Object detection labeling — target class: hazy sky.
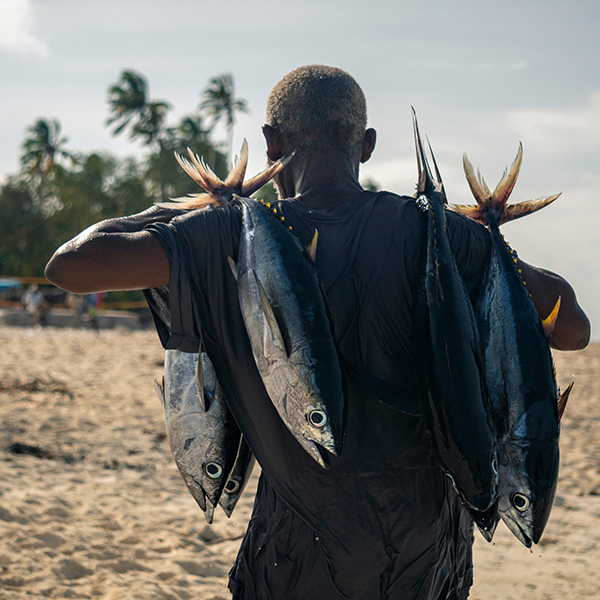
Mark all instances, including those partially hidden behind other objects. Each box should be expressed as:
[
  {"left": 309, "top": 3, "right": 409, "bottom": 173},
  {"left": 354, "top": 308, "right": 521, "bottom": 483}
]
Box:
[{"left": 1, "top": 0, "right": 598, "bottom": 338}]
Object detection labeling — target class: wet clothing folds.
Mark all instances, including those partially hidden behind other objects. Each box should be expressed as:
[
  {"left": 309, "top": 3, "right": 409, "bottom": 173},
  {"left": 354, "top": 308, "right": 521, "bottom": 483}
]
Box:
[{"left": 144, "top": 191, "right": 490, "bottom": 600}]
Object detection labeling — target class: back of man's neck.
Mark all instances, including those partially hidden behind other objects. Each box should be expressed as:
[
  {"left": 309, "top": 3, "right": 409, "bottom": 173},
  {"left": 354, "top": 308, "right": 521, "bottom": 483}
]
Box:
[{"left": 285, "top": 148, "right": 365, "bottom": 212}]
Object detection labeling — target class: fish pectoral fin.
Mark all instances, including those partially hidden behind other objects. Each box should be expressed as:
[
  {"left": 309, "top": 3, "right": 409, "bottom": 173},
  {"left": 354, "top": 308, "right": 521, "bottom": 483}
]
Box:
[
  {"left": 542, "top": 296, "right": 561, "bottom": 339},
  {"left": 154, "top": 378, "right": 166, "bottom": 408},
  {"left": 306, "top": 230, "right": 318, "bottom": 263},
  {"left": 196, "top": 354, "right": 204, "bottom": 402},
  {"left": 557, "top": 381, "right": 574, "bottom": 421},
  {"left": 253, "top": 270, "right": 288, "bottom": 356},
  {"left": 228, "top": 255, "right": 238, "bottom": 281}
]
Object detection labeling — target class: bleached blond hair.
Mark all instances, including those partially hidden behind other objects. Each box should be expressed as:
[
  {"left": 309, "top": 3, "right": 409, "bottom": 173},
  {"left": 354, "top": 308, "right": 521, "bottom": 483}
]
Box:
[{"left": 266, "top": 65, "right": 367, "bottom": 158}]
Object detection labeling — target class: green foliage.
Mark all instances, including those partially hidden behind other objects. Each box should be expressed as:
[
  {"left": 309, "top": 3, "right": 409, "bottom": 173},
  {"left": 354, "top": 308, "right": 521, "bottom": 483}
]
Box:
[
  {"left": 0, "top": 178, "right": 55, "bottom": 276},
  {"left": 0, "top": 69, "right": 248, "bottom": 281}
]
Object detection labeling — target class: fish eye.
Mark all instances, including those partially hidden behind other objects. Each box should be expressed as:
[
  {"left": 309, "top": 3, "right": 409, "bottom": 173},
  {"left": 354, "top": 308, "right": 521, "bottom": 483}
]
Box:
[
  {"left": 512, "top": 493, "right": 530, "bottom": 512},
  {"left": 306, "top": 409, "right": 328, "bottom": 428},
  {"left": 184, "top": 437, "right": 195, "bottom": 451},
  {"left": 224, "top": 479, "right": 241, "bottom": 494},
  {"left": 204, "top": 462, "right": 223, "bottom": 479}
]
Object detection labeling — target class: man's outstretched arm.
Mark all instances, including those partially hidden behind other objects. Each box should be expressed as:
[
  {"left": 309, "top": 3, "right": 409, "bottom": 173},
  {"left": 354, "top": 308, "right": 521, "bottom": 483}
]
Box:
[{"left": 45, "top": 206, "right": 180, "bottom": 293}]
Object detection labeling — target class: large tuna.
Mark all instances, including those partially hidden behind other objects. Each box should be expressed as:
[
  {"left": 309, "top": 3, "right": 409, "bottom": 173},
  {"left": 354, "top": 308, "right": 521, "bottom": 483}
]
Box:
[
  {"left": 230, "top": 197, "right": 346, "bottom": 468},
  {"left": 452, "top": 145, "right": 573, "bottom": 547},
  {"left": 412, "top": 111, "right": 497, "bottom": 520}
]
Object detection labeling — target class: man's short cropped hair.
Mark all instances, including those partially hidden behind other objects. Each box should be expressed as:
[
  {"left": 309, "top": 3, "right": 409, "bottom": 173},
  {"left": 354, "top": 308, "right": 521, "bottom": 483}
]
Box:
[{"left": 266, "top": 65, "right": 367, "bottom": 156}]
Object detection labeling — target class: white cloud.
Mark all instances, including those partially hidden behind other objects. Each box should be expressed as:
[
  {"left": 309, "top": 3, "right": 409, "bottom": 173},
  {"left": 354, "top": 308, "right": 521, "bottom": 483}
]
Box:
[
  {"left": 506, "top": 90, "right": 600, "bottom": 157},
  {"left": 0, "top": 0, "right": 49, "bottom": 57}
]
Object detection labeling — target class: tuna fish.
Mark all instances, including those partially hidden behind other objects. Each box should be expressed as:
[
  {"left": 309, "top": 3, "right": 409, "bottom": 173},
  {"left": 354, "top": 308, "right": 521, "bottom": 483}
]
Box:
[
  {"left": 452, "top": 145, "right": 573, "bottom": 547},
  {"left": 412, "top": 110, "right": 497, "bottom": 518},
  {"left": 162, "top": 139, "right": 343, "bottom": 467},
  {"left": 154, "top": 350, "right": 240, "bottom": 523},
  {"left": 229, "top": 197, "right": 346, "bottom": 468}
]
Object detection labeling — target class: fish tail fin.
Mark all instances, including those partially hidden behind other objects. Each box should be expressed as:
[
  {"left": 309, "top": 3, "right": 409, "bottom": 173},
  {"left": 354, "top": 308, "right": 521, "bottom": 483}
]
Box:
[
  {"left": 165, "top": 142, "right": 293, "bottom": 209},
  {"left": 412, "top": 108, "right": 442, "bottom": 197},
  {"left": 224, "top": 139, "right": 249, "bottom": 190},
  {"left": 501, "top": 194, "right": 561, "bottom": 225},
  {"left": 557, "top": 381, "right": 574, "bottom": 421},
  {"left": 492, "top": 142, "right": 523, "bottom": 206},
  {"left": 157, "top": 193, "right": 216, "bottom": 210},
  {"left": 426, "top": 135, "right": 447, "bottom": 203},
  {"left": 242, "top": 152, "right": 294, "bottom": 197},
  {"left": 459, "top": 145, "right": 560, "bottom": 226}
]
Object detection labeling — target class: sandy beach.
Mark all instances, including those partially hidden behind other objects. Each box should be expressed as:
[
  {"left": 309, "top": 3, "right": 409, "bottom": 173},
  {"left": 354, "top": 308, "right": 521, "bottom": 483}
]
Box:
[{"left": 0, "top": 324, "right": 598, "bottom": 599}]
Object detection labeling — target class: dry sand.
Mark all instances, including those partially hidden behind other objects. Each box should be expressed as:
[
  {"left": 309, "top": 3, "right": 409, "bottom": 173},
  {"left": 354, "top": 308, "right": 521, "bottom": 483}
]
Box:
[{"left": 0, "top": 325, "right": 598, "bottom": 599}]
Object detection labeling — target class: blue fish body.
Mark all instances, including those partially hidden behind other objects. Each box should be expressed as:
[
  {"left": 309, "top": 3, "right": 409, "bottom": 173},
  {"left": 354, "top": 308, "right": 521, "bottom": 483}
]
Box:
[
  {"left": 454, "top": 146, "right": 567, "bottom": 547},
  {"left": 476, "top": 224, "right": 560, "bottom": 547},
  {"left": 412, "top": 112, "right": 497, "bottom": 516}
]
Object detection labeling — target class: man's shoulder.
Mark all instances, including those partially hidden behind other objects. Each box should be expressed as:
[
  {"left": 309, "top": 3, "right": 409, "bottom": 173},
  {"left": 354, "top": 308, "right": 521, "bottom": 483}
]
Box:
[{"left": 169, "top": 201, "right": 242, "bottom": 236}]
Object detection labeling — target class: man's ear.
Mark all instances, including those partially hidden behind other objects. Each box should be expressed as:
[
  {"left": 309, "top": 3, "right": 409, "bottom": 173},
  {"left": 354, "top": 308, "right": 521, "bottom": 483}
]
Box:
[
  {"left": 360, "top": 128, "right": 377, "bottom": 164},
  {"left": 262, "top": 124, "right": 283, "bottom": 162}
]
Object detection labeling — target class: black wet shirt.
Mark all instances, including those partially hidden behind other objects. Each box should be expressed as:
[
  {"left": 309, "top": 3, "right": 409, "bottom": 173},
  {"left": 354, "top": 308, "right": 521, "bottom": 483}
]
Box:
[{"left": 145, "top": 191, "right": 490, "bottom": 600}]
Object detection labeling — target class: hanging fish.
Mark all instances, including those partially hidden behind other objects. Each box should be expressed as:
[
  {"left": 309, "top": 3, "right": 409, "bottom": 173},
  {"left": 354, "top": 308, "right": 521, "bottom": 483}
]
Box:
[
  {"left": 229, "top": 197, "right": 345, "bottom": 468},
  {"left": 154, "top": 350, "right": 240, "bottom": 524},
  {"left": 219, "top": 435, "right": 256, "bottom": 518},
  {"left": 412, "top": 109, "right": 497, "bottom": 519},
  {"left": 451, "top": 146, "right": 573, "bottom": 547}
]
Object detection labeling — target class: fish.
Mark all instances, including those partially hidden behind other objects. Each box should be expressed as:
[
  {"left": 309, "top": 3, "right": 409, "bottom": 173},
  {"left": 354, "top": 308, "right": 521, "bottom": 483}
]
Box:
[
  {"left": 154, "top": 350, "right": 240, "bottom": 524},
  {"left": 229, "top": 196, "right": 346, "bottom": 468},
  {"left": 219, "top": 435, "right": 256, "bottom": 518},
  {"left": 412, "top": 109, "right": 497, "bottom": 517},
  {"left": 451, "top": 145, "right": 573, "bottom": 547}
]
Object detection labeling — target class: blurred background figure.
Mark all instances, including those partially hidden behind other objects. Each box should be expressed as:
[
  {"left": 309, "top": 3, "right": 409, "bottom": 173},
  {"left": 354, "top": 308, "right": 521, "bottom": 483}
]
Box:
[
  {"left": 21, "top": 284, "right": 48, "bottom": 326},
  {"left": 86, "top": 292, "right": 103, "bottom": 333}
]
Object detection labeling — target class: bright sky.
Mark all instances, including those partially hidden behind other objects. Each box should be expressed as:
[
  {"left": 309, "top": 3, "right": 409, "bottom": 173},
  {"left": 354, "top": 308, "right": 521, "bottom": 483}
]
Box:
[{"left": 1, "top": 0, "right": 598, "bottom": 338}]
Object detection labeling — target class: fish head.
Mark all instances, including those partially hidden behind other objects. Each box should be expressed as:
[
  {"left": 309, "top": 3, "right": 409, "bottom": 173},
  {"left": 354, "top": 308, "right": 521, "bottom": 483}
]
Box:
[
  {"left": 168, "top": 412, "right": 228, "bottom": 509},
  {"left": 497, "top": 438, "right": 560, "bottom": 547},
  {"left": 283, "top": 370, "right": 339, "bottom": 457}
]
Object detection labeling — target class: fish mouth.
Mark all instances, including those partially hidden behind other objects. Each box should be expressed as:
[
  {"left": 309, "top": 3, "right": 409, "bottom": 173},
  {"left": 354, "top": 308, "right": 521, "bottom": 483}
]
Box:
[
  {"left": 499, "top": 510, "right": 533, "bottom": 548},
  {"left": 469, "top": 501, "right": 499, "bottom": 542}
]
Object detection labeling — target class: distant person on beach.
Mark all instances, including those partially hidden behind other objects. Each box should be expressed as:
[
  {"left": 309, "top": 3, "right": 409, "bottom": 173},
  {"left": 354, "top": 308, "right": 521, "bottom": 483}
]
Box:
[
  {"left": 45, "top": 65, "right": 590, "bottom": 599},
  {"left": 22, "top": 284, "right": 48, "bottom": 327}
]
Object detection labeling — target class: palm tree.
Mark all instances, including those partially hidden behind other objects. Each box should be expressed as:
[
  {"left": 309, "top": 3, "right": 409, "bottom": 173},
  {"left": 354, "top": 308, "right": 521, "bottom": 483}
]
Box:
[
  {"left": 199, "top": 73, "right": 249, "bottom": 162},
  {"left": 20, "top": 118, "right": 77, "bottom": 201},
  {"left": 106, "top": 70, "right": 171, "bottom": 150}
]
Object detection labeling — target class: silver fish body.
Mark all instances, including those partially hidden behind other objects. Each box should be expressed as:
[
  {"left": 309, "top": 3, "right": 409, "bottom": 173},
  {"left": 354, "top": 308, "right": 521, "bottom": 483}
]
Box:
[
  {"left": 232, "top": 197, "right": 345, "bottom": 468},
  {"left": 155, "top": 350, "right": 240, "bottom": 523}
]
